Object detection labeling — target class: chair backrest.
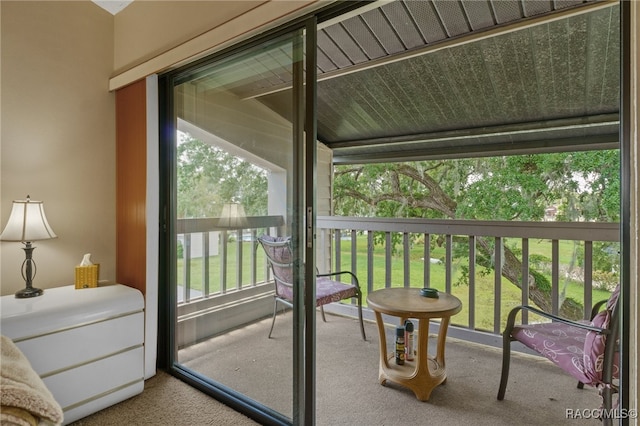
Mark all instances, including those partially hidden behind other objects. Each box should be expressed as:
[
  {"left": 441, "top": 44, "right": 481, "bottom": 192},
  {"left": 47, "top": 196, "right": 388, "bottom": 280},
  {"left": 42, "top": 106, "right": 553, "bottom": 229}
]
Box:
[
  {"left": 583, "top": 284, "right": 620, "bottom": 385},
  {"left": 258, "top": 235, "right": 294, "bottom": 300}
]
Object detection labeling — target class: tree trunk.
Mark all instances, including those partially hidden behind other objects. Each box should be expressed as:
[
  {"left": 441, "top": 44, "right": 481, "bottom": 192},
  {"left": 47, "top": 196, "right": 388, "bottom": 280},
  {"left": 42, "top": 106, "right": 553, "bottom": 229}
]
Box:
[
  {"left": 475, "top": 236, "right": 583, "bottom": 320},
  {"left": 340, "top": 163, "right": 585, "bottom": 320}
]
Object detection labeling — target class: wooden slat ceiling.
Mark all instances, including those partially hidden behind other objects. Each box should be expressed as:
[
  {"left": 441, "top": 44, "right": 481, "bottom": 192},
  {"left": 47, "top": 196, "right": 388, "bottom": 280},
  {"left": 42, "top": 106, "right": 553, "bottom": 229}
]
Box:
[{"left": 193, "top": 0, "right": 620, "bottom": 164}]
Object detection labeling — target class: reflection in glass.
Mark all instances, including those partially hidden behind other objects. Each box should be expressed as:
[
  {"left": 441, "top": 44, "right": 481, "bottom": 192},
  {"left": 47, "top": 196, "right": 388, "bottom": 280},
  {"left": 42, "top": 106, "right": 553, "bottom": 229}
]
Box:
[{"left": 172, "top": 33, "right": 301, "bottom": 419}]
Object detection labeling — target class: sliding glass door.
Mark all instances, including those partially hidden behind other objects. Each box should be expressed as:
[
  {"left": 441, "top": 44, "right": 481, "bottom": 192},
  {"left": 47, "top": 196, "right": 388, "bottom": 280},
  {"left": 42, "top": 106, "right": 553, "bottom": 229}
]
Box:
[{"left": 159, "top": 20, "right": 316, "bottom": 425}]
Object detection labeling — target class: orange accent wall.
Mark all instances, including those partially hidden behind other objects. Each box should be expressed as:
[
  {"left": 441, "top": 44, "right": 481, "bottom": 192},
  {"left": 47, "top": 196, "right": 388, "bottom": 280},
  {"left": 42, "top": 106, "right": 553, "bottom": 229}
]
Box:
[{"left": 116, "top": 80, "right": 147, "bottom": 294}]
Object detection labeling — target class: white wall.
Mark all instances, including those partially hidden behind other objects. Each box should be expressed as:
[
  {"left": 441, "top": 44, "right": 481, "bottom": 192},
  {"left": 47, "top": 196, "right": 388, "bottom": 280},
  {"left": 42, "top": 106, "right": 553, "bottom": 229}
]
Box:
[{"left": 1, "top": 1, "right": 115, "bottom": 295}]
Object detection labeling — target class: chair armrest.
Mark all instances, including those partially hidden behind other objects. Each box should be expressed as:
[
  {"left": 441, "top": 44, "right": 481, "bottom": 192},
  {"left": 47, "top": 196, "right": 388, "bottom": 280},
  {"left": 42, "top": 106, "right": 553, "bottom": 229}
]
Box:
[
  {"left": 590, "top": 299, "right": 608, "bottom": 320},
  {"left": 316, "top": 271, "right": 360, "bottom": 288},
  {"left": 504, "top": 305, "right": 608, "bottom": 337}
]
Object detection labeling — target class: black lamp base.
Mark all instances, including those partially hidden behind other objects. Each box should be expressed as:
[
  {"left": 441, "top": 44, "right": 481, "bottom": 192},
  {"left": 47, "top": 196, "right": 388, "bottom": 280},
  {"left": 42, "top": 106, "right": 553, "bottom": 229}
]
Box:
[{"left": 15, "top": 286, "right": 43, "bottom": 298}]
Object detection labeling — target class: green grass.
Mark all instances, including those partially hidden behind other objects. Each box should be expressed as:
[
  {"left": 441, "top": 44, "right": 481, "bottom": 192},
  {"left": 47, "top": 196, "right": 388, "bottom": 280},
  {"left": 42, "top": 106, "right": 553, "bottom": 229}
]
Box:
[
  {"left": 178, "top": 236, "right": 613, "bottom": 332},
  {"left": 177, "top": 241, "right": 268, "bottom": 294},
  {"left": 334, "top": 235, "right": 613, "bottom": 331}
]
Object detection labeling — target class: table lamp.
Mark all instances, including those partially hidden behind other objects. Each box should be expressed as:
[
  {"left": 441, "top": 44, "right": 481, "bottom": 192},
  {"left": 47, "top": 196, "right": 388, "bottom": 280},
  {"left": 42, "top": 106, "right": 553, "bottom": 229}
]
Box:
[
  {"left": 218, "top": 202, "right": 247, "bottom": 228},
  {"left": 0, "top": 195, "right": 57, "bottom": 298}
]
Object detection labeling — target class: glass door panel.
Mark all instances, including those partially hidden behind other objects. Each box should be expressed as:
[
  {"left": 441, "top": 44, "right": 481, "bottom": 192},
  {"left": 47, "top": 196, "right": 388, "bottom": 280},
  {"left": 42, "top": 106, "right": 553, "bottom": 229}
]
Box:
[{"left": 169, "top": 30, "right": 306, "bottom": 420}]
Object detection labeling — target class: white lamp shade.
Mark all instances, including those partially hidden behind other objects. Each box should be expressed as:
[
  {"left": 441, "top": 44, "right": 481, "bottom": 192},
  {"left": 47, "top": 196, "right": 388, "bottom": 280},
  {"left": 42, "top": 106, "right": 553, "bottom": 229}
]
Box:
[
  {"left": 219, "top": 203, "right": 247, "bottom": 228},
  {"left": 0, "top": 197, "right": 57, "bottom": 242}
]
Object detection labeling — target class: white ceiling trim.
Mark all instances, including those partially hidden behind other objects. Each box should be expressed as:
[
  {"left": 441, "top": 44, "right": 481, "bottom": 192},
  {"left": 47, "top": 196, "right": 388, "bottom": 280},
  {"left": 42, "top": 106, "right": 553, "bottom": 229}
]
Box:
[
  {"left": 108, "top": 1, "right": 325, "bottom": 91},
  {"left": 92, "top": 0, "right": 133, "bottom": 15}
]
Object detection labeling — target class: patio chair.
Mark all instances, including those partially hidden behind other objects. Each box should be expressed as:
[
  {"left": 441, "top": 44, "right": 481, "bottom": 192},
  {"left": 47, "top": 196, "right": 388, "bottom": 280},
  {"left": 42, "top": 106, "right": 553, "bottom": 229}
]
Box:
[
  {"left": 497, "top": 285, "right": 620, "bottom": 424},
  {"left": 258, "top": 235, "right": 366, "bottom": 340}
]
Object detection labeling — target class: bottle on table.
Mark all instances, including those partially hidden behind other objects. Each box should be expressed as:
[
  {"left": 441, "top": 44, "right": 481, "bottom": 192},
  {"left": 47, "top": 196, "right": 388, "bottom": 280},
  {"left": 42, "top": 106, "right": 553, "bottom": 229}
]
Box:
[
  {"left": 395, "top": 325, "right": 405, "bottom": 365},
  {"left": 404, "top": 320, "right": 414, "bottom": 361}
]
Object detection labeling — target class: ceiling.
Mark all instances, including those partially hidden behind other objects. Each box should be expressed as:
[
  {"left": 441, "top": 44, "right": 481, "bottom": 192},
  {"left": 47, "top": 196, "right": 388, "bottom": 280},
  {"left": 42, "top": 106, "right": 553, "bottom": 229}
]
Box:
[{"left": 194, "top": 0, "right": 621, "bottom": 164}]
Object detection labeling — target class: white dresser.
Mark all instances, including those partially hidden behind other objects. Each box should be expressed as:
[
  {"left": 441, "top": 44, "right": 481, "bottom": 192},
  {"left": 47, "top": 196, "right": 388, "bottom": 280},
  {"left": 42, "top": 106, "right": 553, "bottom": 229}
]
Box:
[{"left": 1, "top": 284, "right": 145, "bottom": 424}]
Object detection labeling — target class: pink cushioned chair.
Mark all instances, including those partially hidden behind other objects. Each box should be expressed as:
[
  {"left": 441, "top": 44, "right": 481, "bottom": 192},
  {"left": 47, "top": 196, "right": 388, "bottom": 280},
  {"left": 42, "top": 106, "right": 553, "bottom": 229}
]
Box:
[
  {"left": 497, "top": 285, "right": 620, "bottom": 424},
  {"left": 258, "top": 235, "right": 366, "bottom": 340}
]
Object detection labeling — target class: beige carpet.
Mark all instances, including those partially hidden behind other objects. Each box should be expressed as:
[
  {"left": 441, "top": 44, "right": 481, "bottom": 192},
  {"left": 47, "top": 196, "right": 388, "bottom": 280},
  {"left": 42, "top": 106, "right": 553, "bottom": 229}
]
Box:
[
  {"left": 72, "top": 312, "right": 602, "bottom": 425},
  {"left": 69, "top": 371, "right": 258, "bottom": 426}
]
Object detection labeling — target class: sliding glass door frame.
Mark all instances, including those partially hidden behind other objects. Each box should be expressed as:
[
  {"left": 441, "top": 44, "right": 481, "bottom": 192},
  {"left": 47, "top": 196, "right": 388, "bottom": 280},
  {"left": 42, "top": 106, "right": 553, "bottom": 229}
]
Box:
[
  {"left": 158, "top": 17, "right": 316, "bottom": 426},
  {"left": 301, "top": 18, "right": 317, "bottom": 426}
]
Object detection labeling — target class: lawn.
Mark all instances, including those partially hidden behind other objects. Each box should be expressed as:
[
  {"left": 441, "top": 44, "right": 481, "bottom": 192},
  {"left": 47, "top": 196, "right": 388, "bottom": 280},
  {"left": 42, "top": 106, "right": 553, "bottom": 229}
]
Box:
[
  {"left": 333, "top": 235, "right": 612, "bottom": 331},
  {"left": 177, "top": 235, "right": 613, "bottom": 332},
  {"left": 177, "top": 240, "right": 268, "bottom": 295}
]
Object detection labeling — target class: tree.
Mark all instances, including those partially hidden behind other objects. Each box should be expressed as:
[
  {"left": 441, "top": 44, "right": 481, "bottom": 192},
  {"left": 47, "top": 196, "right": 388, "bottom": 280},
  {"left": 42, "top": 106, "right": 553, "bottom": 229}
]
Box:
[
  {"left": 177, "top": 132, "right": 267, "bottom": 219},
  {"left": 333, "top": 151, "right": 620, "bottom": 319}
]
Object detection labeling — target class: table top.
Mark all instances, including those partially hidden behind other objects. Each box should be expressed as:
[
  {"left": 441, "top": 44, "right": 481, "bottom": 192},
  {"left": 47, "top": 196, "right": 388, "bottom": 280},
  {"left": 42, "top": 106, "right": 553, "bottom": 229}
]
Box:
[{"left": 367, "top": 287, "right": 462, "bottom": 319}]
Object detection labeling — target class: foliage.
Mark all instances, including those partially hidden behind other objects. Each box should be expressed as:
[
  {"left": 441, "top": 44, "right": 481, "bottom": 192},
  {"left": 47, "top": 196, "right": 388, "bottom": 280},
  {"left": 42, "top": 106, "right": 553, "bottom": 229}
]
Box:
[
  {"left": 565, "top": 150, "right": 620, "bottom": 222},
  {"left": 577, "top": 242, "right": 620, "bottom": 271},
  {"left": 455, "top": 264, "right": 492, "bottom": 287},
  {"left": 333, "top": 151, "right": 620, "bottom": 223},
  {"left": 528, "top": 253, "right": 552, "bottom": 273},
  {"left": 333, "top": 151, "right": 620, "bottom": 318},
  {"left": 592, "top": 270, "right": 619, "bottom": 291},
  {"left": 333, "top": 151, "right": 620, "bottom": 260},
  {"left": 177, "top": 132, "right": 268, "bottom": 218},
  {"left": 529, "top": 269, "right": 552, "bottom": 292},
  {"left": 577, "top": 241, "right": 620, "bottom": 291},
  {"left": 177, "top": 240, "right": 183, "bottom": 259}
]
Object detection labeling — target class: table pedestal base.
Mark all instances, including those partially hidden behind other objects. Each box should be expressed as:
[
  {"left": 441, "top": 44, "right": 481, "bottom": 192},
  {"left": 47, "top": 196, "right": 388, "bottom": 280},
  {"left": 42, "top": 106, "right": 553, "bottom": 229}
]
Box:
[
  {"left": 375, "top": 313, "right": 451, "bottom": 401},
  {"left": 367, "top": 288, "right": 462, "bottom": 402}
]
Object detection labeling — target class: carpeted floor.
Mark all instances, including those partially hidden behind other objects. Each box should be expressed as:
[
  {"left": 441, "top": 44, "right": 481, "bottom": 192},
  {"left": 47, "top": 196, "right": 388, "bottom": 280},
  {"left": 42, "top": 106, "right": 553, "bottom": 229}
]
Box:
[
  {"left": 69, "top": 370, "right": 258, "bottom": 426},
  {"left": 72, "top": 312, "right": 602, "bottom": 425}
]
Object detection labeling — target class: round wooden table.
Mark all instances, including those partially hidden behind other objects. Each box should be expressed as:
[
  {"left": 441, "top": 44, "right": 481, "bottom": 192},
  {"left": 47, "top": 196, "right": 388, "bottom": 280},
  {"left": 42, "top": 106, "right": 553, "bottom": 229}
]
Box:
[{"left": 367, "top": 287, "right": 462, "bottom": 401}]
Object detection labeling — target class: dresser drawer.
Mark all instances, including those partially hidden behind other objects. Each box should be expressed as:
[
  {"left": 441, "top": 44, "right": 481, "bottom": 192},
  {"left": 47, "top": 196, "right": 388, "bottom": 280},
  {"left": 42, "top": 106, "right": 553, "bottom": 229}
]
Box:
[
  {"left": 1, "top": 285, "right": 144, "bottom": 339},
  {"left": 43, "top": 346, "right": 144, "bottom": 410},
  {"left": 14, "top": 311, "right": 144, "bottom": 376},
  {"left": 1, "top": 284, "right": 146, "bottom": 424}
]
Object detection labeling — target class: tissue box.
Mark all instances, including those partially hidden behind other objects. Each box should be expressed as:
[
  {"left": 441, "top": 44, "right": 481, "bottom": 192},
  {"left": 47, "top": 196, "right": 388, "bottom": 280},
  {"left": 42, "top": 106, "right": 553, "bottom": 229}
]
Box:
[{"left": 75, "top": 264, "right": 100, "bottom": 289}]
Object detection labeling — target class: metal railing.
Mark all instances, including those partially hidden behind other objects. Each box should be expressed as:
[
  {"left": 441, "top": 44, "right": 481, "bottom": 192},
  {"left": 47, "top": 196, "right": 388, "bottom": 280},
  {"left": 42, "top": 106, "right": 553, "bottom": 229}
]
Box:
[
  {"left": 176, "top": 214, "right": 619, "bottom": 338},
  {"left": 317, "top": 216, "right": 620, "bottom": 335},
  {"left": 176, "top": 215, "right": 284, "bottom": 303}
]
